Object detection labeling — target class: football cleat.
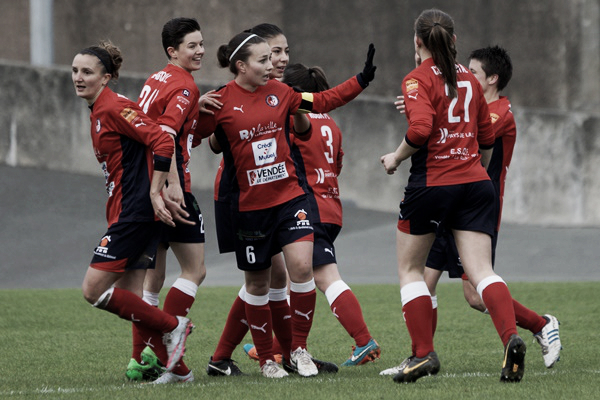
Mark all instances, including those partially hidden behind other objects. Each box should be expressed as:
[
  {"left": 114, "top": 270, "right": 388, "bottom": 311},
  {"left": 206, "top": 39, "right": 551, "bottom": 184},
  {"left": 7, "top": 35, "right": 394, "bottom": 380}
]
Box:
[
  {"left": 163, "top": 316, "right": 194, "bottom": 372},
  {"left": 126, "top": 346, "right": 164, "bottom": 381},
  {"left": 261, "top": 360, "right": 289, "bottom": 378},
  {"left": 533, "top": 314, "right": 562, "bottom": 368},
  {"left": 283, "top": 356, "right": 338, "bottom": 374},
  {"left": 151, "top": 370, "right": 194, "bottom": 384},
  {"left": 206, "top": 357, "right": 244, "bottom": 376},
  {"left": 290, "top": 347, "right": 318, "bottom": 377},
  {"left": 379, "top": 355, "right": 414, "bottom": 376},
  {"left": 243, "top": 343, "right": 283, "bottom": 364},
  {"left": 500, "top": 334, "right": 526, "bottom": 382},
  {"left": 392, "top": 352, "right": 440, "bottom": 383},
  {"left": 341, "top": 338, "right": 381, "bottom": 366}
]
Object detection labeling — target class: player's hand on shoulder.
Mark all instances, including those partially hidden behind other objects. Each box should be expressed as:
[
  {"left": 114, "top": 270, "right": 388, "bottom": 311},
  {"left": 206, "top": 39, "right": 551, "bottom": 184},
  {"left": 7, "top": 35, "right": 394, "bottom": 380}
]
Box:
[{"left": 199, "top": 90, "right": 223, "bottom": 115}]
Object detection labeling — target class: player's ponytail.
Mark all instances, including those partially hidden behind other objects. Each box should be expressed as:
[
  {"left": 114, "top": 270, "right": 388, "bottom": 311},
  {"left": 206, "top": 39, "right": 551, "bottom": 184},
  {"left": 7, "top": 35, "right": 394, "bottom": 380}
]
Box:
[
  {"left": 217, "top": 32, "right": 267, "bottom": 75},
  {"left": 283, "top": 63, "right": 330, "bottom": 93},
  {"left": 415, "top": 9, "right": 457, "bottom": 98}
]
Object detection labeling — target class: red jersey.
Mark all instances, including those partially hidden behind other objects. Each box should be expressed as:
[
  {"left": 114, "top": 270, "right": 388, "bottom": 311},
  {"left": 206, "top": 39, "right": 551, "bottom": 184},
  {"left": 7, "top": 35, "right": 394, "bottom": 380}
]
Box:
[
  {"left": 291, "top": 113, "right": 343, "bottom": 226},
  {"left": 487, "top": 96, "right": 516, "bottom": 230},
  {"left": 89, "top": 87, "right": 174, "bottom": 226},
  {"left": 195, "top": 76, "right": 363, "bottom": 212},
  {"left": 138, "top": 64, "right": 200, "bottom": 193},
  {"left": 402, "top": 58, "right": 494, "bottom": 187}
]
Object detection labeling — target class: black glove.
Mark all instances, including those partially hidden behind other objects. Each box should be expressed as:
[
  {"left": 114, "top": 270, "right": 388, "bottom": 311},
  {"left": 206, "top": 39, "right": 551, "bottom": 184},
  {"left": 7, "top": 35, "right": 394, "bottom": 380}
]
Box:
[{"left": 358, "top": 43, "right": 376, "bottom": 88}]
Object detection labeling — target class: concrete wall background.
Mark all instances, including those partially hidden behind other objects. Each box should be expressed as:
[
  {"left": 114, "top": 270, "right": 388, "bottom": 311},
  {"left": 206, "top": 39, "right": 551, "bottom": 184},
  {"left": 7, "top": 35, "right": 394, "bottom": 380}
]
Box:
[{"left": 1, "top": 1, "right": 599, "bottom": 226}]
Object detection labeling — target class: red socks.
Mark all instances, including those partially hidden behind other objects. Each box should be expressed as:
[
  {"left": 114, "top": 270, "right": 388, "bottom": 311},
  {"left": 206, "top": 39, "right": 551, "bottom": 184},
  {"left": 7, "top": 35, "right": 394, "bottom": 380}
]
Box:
[
  {"left": 213, "top": 294, "right": 249, "bottom": 361},
  {"left": 330, "top": 289, "right": 371, "bottom": 347},
  {"left": 289, "top": 280, "right": 316, "bottom": 350},
  {"left": 400, "top": 281, "right": 434, "bottom": 358},
  {"left": 477, "top": 277, "right": 518, "bottom": 346}
]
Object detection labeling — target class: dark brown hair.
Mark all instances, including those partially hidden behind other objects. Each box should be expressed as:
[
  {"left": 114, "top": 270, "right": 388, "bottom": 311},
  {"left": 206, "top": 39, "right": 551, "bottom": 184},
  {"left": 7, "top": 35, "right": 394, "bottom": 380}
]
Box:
[
  {"left": 283, "top": 63, "right": 330, "bottom": 93},
  {"left": 217, "top": 32, "right": 267, "bottom": 74},
  {"left": 79, "top": 40, "right": 123, "bottom": 80},
  {"left": 415, "top": 9, "right": 457, "bottom": 98}
]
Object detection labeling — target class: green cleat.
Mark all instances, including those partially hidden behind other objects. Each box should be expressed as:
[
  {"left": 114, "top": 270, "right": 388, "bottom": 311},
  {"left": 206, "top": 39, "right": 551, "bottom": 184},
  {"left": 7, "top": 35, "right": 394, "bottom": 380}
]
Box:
[{"left": 126, "top": 346, "right": 165, "bottom": 381}]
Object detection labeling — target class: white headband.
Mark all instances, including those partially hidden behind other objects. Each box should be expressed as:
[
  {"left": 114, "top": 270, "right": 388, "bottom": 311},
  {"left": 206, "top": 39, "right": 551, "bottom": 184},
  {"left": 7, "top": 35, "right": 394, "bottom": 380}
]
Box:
[{"left": 229, "top": 34, "right": 258, "bottom": 61}]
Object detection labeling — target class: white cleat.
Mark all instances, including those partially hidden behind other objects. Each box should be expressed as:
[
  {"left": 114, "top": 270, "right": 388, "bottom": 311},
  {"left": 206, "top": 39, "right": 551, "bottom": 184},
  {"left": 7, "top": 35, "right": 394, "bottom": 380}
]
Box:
[
  {"left": 151, "top": 370, "right": 194, "bottom": 384},
  {"left": 534, "top": 314, "right": 562, "bottom": 368},
  {"left": 290, "top": 347, "right": 318, "bottom": 377},
  {"left": 261, "top": 360, "right": 289, "bottom": 378},
  {"left": 379, "top": 356, "right": 414, "bottom": 376},
  {"left": 163, "top": 316, "right": 194, "bottom": 372}
]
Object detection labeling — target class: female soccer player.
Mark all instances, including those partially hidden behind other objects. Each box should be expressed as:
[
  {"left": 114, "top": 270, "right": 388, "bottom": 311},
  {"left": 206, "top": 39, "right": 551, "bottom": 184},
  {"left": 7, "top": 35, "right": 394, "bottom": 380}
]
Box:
[
  {"left": 422, "top": 45, "right": 561, "bottom": 370},
  {"left": 243, "top": 63, "right": 382, "bottom": 368},
  {"left": 196, "top": 31, "right": 376, "bottom": 378},
  {"left": 127, "top": 17, "right": 207, "bottom": 384},
  {"left": 380, "top": 9, "right": 526, "bottom": 383},
  {"left": 206, "top": 24, "right": 297, "bottom": 378},
  {"left": 73, "top": 41, "right": 193, "bottom": 376},
  {"left": 285, "top": 63, "right": 381, "bottom": 366}
]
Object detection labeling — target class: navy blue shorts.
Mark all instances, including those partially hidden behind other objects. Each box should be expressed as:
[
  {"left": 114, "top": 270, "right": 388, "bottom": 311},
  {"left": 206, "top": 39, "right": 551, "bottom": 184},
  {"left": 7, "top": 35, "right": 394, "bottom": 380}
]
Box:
[
  {"left": 426, "top": 229, "right": 499, "bottom": 278},
  {"left": 161, "top": 192, "right": 205, "bottom": 244},
  {"left": 90, "top": 221, "right": 161, "bottom": 273},
  {"left": 233, "top": 195, "right": 314, "bottom": 271},
  {"left": 214, "top": 200, "right": 235, "bottom": 254},
  {"left": 397, "top": 181, "right": 496, "bottom": 236},
  {"left": 313, "top": 223, "right": 341, "bottom": 267}
]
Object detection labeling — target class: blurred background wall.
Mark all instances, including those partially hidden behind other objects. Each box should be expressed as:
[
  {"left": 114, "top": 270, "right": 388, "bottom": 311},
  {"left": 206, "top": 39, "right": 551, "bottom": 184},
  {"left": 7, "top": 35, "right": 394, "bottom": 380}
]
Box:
[{"left": 1, "top": 0, "right": 599, "bottom": 225}]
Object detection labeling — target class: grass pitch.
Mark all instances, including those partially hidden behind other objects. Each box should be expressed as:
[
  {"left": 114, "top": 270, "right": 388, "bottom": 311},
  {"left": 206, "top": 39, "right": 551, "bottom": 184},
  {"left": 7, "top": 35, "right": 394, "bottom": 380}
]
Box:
[{"left": 0, "top": 281, "right": 598, "bottom": 399}]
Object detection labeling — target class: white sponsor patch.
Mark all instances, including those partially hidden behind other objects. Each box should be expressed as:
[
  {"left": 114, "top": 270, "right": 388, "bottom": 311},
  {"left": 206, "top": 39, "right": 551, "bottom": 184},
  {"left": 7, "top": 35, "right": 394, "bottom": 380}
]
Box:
[
  {"left": 247, "top": 162, "right": 288, "bottom": 186},
  {"left": 251, "top": 138, "right": 277, "bottom": 166}
]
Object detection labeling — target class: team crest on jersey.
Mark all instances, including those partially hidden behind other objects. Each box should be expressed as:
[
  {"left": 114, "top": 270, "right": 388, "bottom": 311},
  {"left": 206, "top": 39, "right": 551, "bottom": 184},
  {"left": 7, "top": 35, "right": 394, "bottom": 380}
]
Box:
[
  {"left": 95, "top": 119, "right": 101, "bottom": 133},
  {"left": 182, "top": 89, "right": 190, "bottom": 97},
  {"left": 490, "top": 113, "right": 500, "bottom": 124},
  {"left": 265, "top": 94, "right": 279, "bottom": 107}
]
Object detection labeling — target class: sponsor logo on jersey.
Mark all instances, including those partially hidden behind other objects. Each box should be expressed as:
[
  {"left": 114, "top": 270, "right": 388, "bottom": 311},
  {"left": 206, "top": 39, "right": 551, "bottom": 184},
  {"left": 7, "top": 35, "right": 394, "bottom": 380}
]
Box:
[
  {"left": 315, "top": 168, "right": 325, "bottom": 184},
  {"left": 247, "top": 162, "right": 288, "bottom": 186},
  {"left": 307, "top": 113, "right": 330, "bottom": 120},
  {"left": 490, "top": 112, "right": 500, "bottom": 124},
  {"left": 437, "top": 128, "right": 449, "bottom": 144},
  {"left": 252, "top": 138, "right": 277, "bottom": 166},
  {"left": 239, "top": 121, "right": 281, "bottom": 142},
  {"left": 406, "top": 79, "right": 419, "bottom": 100},
  {"left": 99, "top": 162, "right": 114, "bottom": 196},
  {"left": 265, "top": 94, "right": 279, "bottom": 107},
  {"left": 120, "top": 108, "right": 138, "bottom": 123},
  {"left": 405, "top": 79, "right": 418, "bottom": 93},
  {"left": 240, "top": 128, "right": 255, "bottom": 141}
]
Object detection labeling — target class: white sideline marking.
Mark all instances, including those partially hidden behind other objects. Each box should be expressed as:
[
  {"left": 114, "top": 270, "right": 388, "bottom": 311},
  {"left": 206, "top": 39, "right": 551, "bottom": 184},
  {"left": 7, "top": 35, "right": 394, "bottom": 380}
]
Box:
[{"left": 1, "top": 369, "right": 599, "bottom": 396}]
